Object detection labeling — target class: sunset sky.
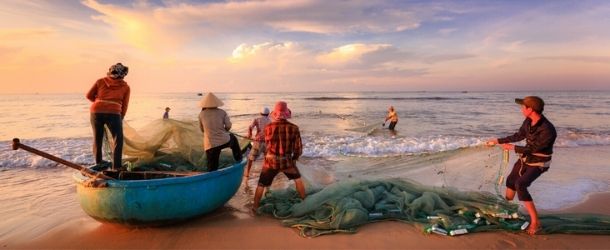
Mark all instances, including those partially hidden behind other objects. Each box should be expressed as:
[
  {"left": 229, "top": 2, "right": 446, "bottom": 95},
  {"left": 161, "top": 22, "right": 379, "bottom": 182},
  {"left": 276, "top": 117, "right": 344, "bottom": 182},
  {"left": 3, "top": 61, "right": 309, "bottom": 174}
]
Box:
[{"left": 1, "top": 0, "right": 609, "bottom": 93}]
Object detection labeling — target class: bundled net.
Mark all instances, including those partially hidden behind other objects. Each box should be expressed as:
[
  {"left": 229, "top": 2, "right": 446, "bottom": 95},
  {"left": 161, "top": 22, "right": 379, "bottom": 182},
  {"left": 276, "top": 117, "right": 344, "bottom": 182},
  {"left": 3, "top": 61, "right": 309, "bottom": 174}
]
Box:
[
  {"left": 257, "top": 145, "right": 610, "bottom": 237},
  {"left": 258, "top": 178, "right": 610, "bottom": 237},
  {"left": 104, "top": 119, "right": 248, "bottom": 171}
]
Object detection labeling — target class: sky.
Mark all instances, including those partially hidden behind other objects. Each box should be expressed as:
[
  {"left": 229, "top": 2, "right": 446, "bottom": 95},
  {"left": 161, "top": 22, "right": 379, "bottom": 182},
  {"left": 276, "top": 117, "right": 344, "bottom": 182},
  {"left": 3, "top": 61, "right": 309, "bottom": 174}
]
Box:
[{"left": 1, "top": 0, "right": 609, "bottom": 93}]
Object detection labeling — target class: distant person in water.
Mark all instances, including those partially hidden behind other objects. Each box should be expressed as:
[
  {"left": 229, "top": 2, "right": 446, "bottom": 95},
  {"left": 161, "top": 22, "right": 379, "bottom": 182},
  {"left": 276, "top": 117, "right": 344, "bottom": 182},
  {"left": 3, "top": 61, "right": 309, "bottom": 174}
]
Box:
[
  {"left": 86, "top": 63, "right": 131, "bottom": 170},
  {"left": 486, "top": 96, "right": 556, "bottom": 235},
  {"left": 383, "top": 106, "right": 398, "bottom": 130},
  {"left": 252, "top": 101, "right": 306, "bottom": 214},
  {"left": 163, "top": 107, "right": 170, "bottom": 119},
  {"left": 245, "top": 106, "right": 271, "bottom": 178},
  {"left": 197, "top": 92, "right": 242, "bottom": 171}
]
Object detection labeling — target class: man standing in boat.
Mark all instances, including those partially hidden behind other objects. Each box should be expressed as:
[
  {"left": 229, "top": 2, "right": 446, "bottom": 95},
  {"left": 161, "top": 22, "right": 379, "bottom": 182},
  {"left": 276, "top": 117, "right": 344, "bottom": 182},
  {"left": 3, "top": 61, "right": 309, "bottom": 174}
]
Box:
[
  {"left": 86, "top": 63, "right": 130, "bottom": 170},
  {"left": 245, "top": 106, "right": 271, "bottom": 178},
  {"left": 252, "top": 101, "right": 306, "bottom": 213},
  {"left": 198, "top": 92, "right": 242, "bottom": 171},
  {"left": 487, "top": 96, "right": 556, "bottom": 235}
]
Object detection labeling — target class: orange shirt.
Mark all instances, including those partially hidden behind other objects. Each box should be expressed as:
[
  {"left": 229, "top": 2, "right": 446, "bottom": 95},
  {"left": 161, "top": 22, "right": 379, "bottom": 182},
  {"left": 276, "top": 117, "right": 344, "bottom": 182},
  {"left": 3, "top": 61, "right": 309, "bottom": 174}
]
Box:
[{"left": 86, "top": 77, "right": 130, "bottom": 117}]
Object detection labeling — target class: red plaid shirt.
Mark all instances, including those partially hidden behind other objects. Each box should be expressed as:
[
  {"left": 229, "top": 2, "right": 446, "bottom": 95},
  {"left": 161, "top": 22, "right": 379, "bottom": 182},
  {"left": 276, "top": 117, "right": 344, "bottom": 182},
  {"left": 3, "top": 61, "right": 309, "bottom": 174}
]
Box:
[{"left": 263, "top": 119, "right": 302, "bottom": 170}]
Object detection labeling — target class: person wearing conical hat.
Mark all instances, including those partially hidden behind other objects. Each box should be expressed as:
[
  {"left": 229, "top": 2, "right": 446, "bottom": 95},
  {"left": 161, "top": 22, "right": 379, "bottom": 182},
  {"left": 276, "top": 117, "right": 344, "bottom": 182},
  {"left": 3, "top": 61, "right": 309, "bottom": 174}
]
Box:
[
  {"left": 244, "top": 106, "right": 271, "bottom": 178},
  {"left": 252, "top": 101, "right": 306, "bottom": 213},
  {"left": 198, "top": 92, "right": 242, "bottom": 171},
  {"left": 86, "top": 62, "right": 131, "bottom": 170}
]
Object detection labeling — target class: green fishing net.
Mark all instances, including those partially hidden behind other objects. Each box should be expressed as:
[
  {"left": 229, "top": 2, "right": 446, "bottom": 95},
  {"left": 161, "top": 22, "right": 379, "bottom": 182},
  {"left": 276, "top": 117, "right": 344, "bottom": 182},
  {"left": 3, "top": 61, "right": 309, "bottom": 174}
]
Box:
[
  {"left": 258, "top": 178, "right": 610, "bottom": 237},
  {"left": 104, "top": 119, "right": 249, "bottom": 171}
]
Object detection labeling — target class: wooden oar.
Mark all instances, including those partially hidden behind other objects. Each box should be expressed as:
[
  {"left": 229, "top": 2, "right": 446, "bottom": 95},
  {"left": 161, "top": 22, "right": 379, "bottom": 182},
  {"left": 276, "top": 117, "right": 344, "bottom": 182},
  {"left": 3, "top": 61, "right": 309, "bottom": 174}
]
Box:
[{"left": 12, "top": 138, "right": 115, "bottom": 180}]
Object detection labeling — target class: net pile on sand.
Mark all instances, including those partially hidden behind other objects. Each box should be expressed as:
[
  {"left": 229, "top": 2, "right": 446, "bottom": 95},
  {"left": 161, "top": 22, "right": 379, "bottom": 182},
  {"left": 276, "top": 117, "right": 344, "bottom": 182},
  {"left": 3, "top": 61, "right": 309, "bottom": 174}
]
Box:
[{"left": 258, "top": 179, "right": 610, "bottom": 237}]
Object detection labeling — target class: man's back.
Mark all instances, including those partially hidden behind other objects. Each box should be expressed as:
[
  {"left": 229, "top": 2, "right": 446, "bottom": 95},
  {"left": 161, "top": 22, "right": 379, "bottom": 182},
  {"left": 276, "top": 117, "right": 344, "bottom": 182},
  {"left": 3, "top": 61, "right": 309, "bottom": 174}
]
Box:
[{"left": 264, "top": 119, "right": 302, "bottom": 169}]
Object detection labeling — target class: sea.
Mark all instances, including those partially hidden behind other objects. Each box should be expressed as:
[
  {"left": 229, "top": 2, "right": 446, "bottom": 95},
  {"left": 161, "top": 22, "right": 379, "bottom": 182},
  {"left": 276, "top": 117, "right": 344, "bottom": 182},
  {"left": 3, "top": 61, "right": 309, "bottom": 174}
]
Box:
[{"left": 1, "top": 91, "right": 610, "bottom": 212}]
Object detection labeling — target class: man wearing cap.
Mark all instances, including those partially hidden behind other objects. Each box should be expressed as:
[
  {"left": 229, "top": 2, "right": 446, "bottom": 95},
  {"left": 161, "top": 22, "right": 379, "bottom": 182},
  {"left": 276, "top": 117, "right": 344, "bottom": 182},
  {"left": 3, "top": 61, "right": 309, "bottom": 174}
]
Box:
[
  {"left": 244, "top": 107, "right": 272, "bottom": 178},
  {"left": 252, "top": 101, "right": 306, "bottom": 213},
  {"left": 487, "top": 96, "right": 557, "bottom": 235},
  {"left": 198, "top": 92, "right": 242, "bottom": 171}
]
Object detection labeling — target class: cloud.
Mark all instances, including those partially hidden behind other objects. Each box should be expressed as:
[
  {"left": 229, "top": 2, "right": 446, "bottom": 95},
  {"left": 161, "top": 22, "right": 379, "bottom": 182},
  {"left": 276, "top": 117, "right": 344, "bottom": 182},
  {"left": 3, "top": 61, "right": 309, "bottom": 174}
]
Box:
[
  {"left": 0, "top": 28, "right": 55, "bottom": 41},
  {"left": 81, "top": 0, "right": 188, "bottom": 52},
  {"left": 528, "top": 56, "right": 610, "bottom": 64},
  {"left": 317, "top": 43, "right": 393, "bottom": 66}
]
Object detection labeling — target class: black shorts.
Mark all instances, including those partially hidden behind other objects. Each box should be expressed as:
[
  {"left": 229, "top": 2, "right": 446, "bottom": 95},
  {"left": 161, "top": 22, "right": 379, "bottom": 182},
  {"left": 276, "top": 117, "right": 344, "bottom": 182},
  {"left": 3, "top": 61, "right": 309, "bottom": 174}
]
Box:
[{"left": 258, "top": 166, "right": 301, "bottom": 187}]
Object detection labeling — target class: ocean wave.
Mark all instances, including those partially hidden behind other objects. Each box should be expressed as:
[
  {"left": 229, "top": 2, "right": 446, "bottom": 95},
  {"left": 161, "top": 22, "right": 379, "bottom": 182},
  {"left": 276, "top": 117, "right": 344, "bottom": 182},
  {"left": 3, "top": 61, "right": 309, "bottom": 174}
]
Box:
[
  {"left": 3, "top": 131, "right": 610, "bottom": 168},
  {"left": 304, "top": 97, "right": 482, "bottom": 101}
]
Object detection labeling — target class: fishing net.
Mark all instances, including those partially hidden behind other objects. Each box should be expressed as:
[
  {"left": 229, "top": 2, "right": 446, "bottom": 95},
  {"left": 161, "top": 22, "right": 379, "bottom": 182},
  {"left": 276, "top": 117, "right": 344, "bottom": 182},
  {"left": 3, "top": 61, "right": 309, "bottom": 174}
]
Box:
[
  {"left": 257, "top": 146, "right": 610, "bottom": 237},
  {"left": 103, "top": 119, "right": 249, "bottom": 172},
  {"left": 345, "top": 120, "right": 381, "bottom": 135},
  {"left": 258, "top": 178, "right": 610, "bottom": 237}
]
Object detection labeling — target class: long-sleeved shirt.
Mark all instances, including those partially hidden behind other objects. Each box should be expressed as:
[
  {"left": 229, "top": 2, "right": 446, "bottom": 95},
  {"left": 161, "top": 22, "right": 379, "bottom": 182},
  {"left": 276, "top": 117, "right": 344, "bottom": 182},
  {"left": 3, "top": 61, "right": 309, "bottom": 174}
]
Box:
[
  {"left": 198, "top": 108, "right": 232, "bottom": 151},
  {"left": 264, "top": 119, "right": 302, "bottom": 170},
  {"left": 86, "top": 77, "right": 130, "bottom": 118},
  {"left": 498, "top": 115, "right": 557, "bottom": 163},
  {"left": 248, "top": 116, "right": 271, "bottom": 142}
]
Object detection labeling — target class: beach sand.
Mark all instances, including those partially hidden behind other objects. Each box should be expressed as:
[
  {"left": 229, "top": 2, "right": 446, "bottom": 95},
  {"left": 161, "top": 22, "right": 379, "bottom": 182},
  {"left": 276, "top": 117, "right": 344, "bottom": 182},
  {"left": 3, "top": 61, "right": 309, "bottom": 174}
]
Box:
[
  {"left": 7, "top": 192, "right": 610, "bottom": 249},
  {"left": 2, "top": 146, "right": 610, "bottom": 249},
  {"left": 1, "top": 173, "right": 609, "bottom": 249}
]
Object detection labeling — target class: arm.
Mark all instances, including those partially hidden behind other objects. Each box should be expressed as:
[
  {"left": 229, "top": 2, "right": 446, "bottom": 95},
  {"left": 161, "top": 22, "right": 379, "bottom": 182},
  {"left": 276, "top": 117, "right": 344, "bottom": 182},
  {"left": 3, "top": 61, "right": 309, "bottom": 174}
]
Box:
[
  {"left": 515, "top": 125, "right": 556, "bottom": 155},
  {"left": 247, "top": 119, "right": 257, "bottom": 139},
  {"left": 292, "top": 127, "right": 302, "bottom": 161},
  {"left": 224, "top": 112, "right": 232, "bottom": 131},
  {"left": 86, "top": 80, "right": 98, "bottom": 102},
  {"left": 121, "top": 86, "right": 130, "bottom": 119},
  {"left": 198, "top": 115, "right": 204, "bottom": 133}
]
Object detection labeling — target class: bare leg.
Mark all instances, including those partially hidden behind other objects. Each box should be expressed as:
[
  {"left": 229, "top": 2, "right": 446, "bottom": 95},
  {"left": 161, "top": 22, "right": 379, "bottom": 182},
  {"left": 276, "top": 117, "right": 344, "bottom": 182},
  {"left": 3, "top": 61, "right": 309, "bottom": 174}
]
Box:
[
  {"left": 294, "top": 178, "right": 306, "bottom": 199},
  {"left": 505, "top": 188, "right": 516, "bottom": 201},
  {"left": 524, "top": 201, "right": 540, "bottom": 235},
  {"left": 252, "top": 185, "right": 266, "bottom": 213},
  {"left": 245, "top": 159, "right": 253, "bottom": 178}
]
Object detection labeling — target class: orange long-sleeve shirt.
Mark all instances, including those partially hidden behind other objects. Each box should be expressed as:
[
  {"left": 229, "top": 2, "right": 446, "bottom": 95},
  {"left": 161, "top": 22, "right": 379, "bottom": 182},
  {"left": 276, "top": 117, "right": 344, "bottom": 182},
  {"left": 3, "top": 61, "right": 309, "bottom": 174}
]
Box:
[{"left": 86, "top": 77, "right": 130, "bottom": 118}]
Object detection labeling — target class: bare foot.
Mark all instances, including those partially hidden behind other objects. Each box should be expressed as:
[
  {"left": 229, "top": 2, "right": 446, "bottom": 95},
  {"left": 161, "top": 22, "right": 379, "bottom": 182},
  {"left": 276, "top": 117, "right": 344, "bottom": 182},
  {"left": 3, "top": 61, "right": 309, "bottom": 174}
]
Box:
[
  {"left": 527, "top": 223, "right": 541, "bottom": 235},
  {"left": 249, "top": 207, "right": 258, "bottom": 216}
]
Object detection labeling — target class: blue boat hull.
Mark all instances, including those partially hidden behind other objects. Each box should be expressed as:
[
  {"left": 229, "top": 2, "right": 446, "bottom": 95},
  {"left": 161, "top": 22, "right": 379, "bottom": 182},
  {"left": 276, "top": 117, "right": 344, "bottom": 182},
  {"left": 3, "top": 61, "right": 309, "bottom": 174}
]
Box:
[{"left": 72, "top": 161, "right": 245, "bottom": 225}]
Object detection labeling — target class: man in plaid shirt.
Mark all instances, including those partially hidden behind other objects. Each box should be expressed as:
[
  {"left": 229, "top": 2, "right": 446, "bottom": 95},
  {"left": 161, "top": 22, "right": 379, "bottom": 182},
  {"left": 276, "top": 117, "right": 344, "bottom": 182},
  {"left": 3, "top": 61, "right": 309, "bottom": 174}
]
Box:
[{"left": 252, "top": 101, "right": 306, "bottom": 212}]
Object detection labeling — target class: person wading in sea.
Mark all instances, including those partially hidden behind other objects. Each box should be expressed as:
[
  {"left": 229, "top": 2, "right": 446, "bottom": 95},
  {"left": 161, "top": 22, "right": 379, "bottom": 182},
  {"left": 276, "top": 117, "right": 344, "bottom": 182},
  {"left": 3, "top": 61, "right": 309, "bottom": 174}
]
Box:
[{"left": 487, "top": 96, "right": 556, "bottom": 235}]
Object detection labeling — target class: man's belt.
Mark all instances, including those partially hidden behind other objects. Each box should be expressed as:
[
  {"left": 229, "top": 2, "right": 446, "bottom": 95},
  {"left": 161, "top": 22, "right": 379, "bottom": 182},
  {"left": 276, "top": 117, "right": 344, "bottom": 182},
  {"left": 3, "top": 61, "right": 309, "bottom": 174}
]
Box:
[
  {"left": 520, "top": 152, "right": 552, "bottom": 167},
  {"left": 95, "top": 99, "right": 122, "bottom": 106},
  {"left": 265, "top": 154, "right": 292, "bottom": 160}
]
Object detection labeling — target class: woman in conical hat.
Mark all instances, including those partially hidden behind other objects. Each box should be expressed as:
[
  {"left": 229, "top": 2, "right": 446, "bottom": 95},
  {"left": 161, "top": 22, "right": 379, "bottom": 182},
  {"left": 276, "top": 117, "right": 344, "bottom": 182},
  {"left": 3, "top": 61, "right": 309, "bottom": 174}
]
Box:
[
  {"left": 197, "top": 92, "right": 242, "bottom": 171},
  {"left": 198, "top": 92, "right": 224, "bottom": 108}
]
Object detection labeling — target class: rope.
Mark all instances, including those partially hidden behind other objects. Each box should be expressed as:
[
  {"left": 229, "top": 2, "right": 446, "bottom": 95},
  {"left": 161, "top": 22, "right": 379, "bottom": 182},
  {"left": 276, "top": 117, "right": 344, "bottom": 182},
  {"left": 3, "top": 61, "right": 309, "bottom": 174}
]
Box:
[
  {"left": 494, "top": 149, "right": 509, "bottom": 197},
  {"left": 230, "top": 132, "right": 253, "bottom": 140}
]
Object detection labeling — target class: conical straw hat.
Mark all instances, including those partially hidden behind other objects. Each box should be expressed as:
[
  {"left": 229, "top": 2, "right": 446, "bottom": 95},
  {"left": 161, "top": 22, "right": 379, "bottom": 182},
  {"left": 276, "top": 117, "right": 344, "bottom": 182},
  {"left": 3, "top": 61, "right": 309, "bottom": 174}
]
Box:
[{"left": 198, "top": 92, "right": 224, "bottom": 108}]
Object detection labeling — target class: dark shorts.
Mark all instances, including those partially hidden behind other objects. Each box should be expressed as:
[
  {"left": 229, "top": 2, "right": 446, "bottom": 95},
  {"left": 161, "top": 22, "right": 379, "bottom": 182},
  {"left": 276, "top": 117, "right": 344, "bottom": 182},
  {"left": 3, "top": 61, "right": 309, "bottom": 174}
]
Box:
[
  {"left": 258, "top": 166, "right": 301, "bottom": 187},
  {"left": 388, "top": 121, "right": 397, "bottom": 130},
  {"left": 506, "top": 160, "right": 549, "bottom": 201}
]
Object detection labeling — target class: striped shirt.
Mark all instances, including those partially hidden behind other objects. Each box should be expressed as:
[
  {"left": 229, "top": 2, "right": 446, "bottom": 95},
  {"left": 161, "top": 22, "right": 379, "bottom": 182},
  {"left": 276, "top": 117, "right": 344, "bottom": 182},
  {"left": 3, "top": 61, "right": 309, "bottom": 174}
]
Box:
[{"left": 264, "top": 119, "right": 302, "bottom": 170}]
